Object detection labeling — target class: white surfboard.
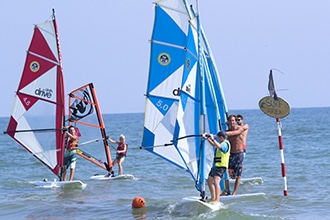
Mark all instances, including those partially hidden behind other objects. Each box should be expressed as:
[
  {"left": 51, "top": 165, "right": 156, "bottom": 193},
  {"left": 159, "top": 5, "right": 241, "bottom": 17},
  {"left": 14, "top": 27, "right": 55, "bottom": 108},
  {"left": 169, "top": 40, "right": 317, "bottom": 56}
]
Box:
[
  {"left": 220, "top": 192, "right": 265, "bottom": 201},
  {"left": 33, "top": 179, "right": 87, "bottom": 189},
  {"left": 181, "top": 196, "right": 222, "bottom": 212},
  {"left": 229, "top": 177, "right": 263, "bottom": 185},
  {"left": 90, "top": 174, "right": 136, "bottom": 180}
]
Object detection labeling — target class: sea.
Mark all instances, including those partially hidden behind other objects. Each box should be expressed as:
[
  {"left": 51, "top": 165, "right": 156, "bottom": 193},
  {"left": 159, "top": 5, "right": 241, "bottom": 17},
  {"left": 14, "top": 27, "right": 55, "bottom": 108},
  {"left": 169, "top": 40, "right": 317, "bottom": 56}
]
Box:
[{"left": 0, "top": 107, "right": 329, "bottom": 220}]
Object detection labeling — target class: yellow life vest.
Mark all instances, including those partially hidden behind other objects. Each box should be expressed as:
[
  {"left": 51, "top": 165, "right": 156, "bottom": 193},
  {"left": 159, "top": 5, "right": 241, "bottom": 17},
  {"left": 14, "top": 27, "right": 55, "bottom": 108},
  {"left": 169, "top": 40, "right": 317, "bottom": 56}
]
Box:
[{"left": 214, "top": 139, "right": 231, "bottom": 168}]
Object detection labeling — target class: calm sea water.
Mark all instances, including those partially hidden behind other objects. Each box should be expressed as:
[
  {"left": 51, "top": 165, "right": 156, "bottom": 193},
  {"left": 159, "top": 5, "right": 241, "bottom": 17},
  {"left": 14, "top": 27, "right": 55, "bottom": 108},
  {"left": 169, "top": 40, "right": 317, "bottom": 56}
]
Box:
[{"left": 0, "top": 107, "right": 329, "bottom": 219}]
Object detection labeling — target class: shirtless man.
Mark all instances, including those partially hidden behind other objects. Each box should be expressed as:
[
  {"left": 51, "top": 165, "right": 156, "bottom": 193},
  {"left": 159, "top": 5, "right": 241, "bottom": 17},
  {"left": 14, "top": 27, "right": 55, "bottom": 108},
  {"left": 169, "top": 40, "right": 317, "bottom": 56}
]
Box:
[
  {"left": 236, "top": 114, "right": 249, "bottom": 159},
  {"left": 225, "top": 114, "right": 246, "bottom": 195}
]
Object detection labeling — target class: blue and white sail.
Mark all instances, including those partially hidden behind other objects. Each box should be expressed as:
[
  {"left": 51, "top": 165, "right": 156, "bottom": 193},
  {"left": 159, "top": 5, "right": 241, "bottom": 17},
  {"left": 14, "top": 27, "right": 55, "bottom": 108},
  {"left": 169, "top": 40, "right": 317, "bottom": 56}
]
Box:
[{"left": 141, "top": 0, "right": 228, "bottom": 199}]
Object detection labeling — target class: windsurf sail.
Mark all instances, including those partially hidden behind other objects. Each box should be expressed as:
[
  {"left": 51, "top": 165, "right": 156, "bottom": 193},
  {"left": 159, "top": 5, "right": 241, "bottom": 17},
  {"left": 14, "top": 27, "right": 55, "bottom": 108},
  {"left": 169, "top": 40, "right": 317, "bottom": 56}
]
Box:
[
  {"left": 68, "top": 83, "right": 113, "bottom": 172},
  {"left": 4, "top": 9, "right": 66, "bottom": 178},
  {"left": 141, "top": 0, "right": 228, "bottom": 200}
]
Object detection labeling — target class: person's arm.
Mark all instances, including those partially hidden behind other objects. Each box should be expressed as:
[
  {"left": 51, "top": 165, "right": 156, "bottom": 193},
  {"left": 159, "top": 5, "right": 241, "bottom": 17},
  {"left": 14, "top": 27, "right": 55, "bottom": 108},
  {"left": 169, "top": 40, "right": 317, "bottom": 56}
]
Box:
[
  {"left": 226, "top": 126, "right": 244, "bottom": 136},
  {"left": 207, "top": 135, "right": 223, "bottom": 150},
  {"left": 107, "top": 137, "right": 118, "bottom": 144},
  {"left": 66, "top": 131, "right": 78, "bottom": 140},
  {"left": 243, "top": 124, "right": 249, "bottom": 131}
]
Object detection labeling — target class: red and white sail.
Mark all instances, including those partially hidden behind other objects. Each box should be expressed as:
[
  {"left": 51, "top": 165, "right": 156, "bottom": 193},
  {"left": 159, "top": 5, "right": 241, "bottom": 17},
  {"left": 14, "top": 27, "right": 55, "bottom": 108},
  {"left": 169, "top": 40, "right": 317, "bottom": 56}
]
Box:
[{"left": 5, "top": 10, "right": 65, "bottom": 177}]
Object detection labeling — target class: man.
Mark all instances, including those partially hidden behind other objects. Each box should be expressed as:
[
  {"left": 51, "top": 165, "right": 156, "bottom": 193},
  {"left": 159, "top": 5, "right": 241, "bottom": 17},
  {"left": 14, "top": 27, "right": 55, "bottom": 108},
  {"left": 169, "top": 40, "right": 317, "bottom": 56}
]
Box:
[
  {"left": 206, "top": 130, "right": 231, "bottom": 204},
  {"left": 225, "top": 114, "right": 246, "bottom": 195},
  {"left": 62, "top": 125, "right": 79, "bottom": 181},
  {"left": 236, "top": 114, "right": 249, "bottom": 159}
]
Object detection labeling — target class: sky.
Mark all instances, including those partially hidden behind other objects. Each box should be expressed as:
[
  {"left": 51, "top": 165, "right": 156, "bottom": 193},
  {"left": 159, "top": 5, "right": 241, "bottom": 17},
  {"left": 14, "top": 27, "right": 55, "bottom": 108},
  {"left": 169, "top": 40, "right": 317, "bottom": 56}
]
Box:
[{"left": 1, "top": 1, "right": 329, "bottom": 117}]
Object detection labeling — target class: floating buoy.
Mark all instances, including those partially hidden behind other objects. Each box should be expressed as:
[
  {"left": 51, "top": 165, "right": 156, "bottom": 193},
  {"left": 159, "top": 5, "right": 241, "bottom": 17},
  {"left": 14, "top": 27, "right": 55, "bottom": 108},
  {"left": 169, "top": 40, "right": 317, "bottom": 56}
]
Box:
[{"left": 132, "top": 196, "right": 146, "bottom": 208}]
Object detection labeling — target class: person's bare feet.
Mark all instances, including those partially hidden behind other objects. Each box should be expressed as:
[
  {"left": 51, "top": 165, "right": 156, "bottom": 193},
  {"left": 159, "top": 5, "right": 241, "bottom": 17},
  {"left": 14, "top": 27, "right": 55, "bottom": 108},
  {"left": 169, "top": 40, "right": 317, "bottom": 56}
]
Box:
[
  {"left": 209, "top": 201, "right": 220, "bottom": 205},
  {"left": 206, "top": 199, "right": 215, "bottom": 203}
]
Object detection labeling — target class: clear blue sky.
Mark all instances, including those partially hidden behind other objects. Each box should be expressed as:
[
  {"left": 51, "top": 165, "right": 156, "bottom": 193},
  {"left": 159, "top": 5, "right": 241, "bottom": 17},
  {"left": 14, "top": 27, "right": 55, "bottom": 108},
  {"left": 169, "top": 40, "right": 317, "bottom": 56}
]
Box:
[{"left": 1, "top": 1, "right": 329, "bottom": 117}]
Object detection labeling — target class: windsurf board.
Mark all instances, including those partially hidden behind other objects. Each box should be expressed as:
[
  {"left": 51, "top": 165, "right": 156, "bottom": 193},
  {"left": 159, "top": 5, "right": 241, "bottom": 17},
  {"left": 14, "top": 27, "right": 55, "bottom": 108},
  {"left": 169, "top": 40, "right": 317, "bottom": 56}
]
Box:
[
  {"left": 33, "top": 179, "right": 87, "bottom": 189},
  {"left": 229, "top": 177, "right": 263, "bottom": 185},
  {"left": 181, "top": 196, "right": 222, "bottom": 212},
  {"left": 90, "top": 174, "right": 135, "bottom": 180},
  {"left": 220, "top": 192, "right": 265, "bottom": 201}
]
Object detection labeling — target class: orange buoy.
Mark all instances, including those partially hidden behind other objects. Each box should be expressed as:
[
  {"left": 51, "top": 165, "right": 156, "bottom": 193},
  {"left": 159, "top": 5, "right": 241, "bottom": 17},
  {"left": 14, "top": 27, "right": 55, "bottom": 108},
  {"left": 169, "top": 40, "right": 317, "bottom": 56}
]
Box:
[{"left": 132, "top": 196, "right": 146, "bottom": 208}]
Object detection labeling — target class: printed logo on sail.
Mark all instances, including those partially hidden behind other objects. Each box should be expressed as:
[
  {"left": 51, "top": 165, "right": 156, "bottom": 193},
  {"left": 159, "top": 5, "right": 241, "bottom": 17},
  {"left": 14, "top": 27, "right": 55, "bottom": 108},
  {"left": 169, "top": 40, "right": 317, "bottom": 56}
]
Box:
[
  {"left": 185, "top": 84, "right": 191, "bottom": 93},
  {"left": 158, "top": 53, "right": 170, "bottom": 66},
  {"left": 69, "top": 89, "right": 94, "bottom": 121},
  {"left": 173, "top": 87, "right": 181, "bottom": 96},
  {"left": 30, "top": 61, "right": 40, "bottom": 72},
  {"left": 186, "top": 58, "right": 191, "bottom": 70},
  {"left": 35, "top": 88, "right": 53, "bottom": 99}
]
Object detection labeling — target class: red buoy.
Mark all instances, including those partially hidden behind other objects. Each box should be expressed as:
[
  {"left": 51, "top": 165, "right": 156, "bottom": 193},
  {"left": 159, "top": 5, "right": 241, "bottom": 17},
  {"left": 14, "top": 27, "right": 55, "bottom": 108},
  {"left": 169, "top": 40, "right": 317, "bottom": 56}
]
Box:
[{"left": 132, "top": 196, "right": 146, "bottom": 208}]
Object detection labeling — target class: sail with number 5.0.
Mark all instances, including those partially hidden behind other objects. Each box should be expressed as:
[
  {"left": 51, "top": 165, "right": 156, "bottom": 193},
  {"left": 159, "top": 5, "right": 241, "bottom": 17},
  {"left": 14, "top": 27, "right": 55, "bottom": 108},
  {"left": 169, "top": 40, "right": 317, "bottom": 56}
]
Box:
[{"left": 141, "top": 0, "right": 228, "bottom": 201}]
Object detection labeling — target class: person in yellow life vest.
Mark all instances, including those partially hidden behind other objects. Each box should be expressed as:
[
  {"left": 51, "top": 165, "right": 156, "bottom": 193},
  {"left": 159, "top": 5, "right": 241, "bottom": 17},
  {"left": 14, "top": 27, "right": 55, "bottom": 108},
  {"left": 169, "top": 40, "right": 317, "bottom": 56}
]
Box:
[
  {"left": 63, "top": 125, "right": 79, "bottom": 181},
  {"left": 206, "top": 130, "right": 231, "bottom": 204}
]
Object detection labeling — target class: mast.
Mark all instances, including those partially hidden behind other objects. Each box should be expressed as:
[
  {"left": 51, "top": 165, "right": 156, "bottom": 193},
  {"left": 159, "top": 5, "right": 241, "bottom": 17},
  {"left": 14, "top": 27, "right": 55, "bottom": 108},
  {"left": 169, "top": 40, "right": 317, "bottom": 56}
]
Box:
[
  {"left": 52, "top": 9, "right": 66, "bottom": 179},
  {"left": 197, "top": 7, "right": 207, "bottom": 201},
  {"left": 186, "top": 0, "right": 207, "bottom": 199},
  {"left": 89, "top": 83, "right": 113, "bottom": 171}
]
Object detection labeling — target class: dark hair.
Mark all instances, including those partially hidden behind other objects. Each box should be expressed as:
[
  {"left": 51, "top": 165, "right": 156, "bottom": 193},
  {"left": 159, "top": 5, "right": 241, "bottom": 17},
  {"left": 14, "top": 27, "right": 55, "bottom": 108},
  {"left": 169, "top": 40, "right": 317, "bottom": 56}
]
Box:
[
  {"left": 236, "top": 114, "right": 243, "bottom": 120},
  {"left": 68, "top": 125, "right": 75, "bottom": 132}
]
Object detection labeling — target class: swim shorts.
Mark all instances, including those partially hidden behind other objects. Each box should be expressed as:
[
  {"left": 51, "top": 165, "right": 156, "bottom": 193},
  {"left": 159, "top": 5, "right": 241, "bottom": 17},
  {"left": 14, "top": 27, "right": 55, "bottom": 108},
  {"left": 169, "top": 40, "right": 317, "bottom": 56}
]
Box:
[
  {"left": 208, "top": 167, "right": 226, "bottom": 178},
  {"left": 229, "top": 152, "right": 244, "bottom": 178}
]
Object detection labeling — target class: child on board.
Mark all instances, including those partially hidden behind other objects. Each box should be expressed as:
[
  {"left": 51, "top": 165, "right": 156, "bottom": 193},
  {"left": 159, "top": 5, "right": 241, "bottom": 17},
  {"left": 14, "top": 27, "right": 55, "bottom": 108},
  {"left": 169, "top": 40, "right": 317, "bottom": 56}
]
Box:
[
  {"left": 206, "top": 131, "right": 231, "bottom": 204},
  {"left": 105, "top": 134, "right": 127, "bottom": 177}
]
